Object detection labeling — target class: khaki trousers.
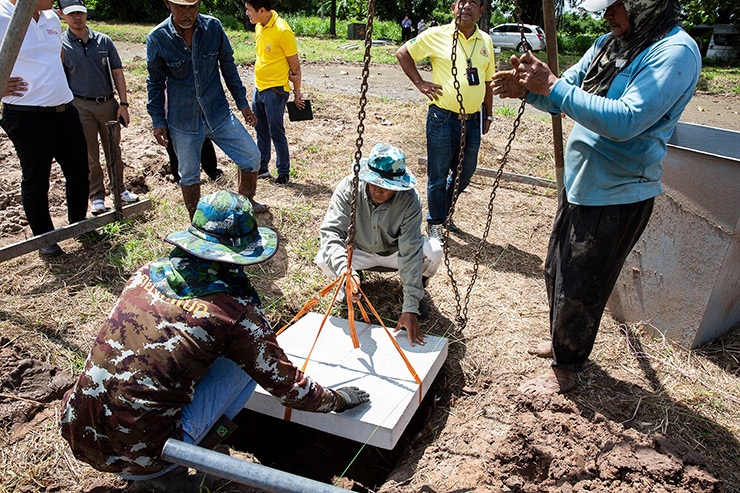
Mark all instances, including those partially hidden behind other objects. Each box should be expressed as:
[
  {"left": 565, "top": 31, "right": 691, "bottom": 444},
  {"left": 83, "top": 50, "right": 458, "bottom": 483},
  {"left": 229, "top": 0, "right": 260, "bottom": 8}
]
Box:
[{"left": 72, "top": 97, "right": 124, "bottom": 201}]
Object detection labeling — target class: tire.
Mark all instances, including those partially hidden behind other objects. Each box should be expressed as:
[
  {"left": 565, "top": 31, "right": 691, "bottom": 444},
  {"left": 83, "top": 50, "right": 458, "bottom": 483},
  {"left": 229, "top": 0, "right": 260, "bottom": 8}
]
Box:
[{"left": 517, "top": 41, "right": 532, "bottom": 53}]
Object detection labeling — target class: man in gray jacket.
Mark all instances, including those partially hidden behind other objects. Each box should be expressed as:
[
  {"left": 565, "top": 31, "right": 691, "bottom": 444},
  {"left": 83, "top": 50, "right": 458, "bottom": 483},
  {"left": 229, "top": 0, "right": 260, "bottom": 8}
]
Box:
[{"left": 315, "top": 144, "right": 443, "bottom": 346}]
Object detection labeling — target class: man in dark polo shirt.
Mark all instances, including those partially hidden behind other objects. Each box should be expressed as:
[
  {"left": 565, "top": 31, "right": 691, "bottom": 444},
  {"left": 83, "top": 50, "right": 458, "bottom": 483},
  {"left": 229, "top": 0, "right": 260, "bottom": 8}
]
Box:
[
  {"left": 0, "top": 0, "right": 89, "bottom": 257},
  {"left": 60, "top": 0, "right": 138, "bottom": 215}
]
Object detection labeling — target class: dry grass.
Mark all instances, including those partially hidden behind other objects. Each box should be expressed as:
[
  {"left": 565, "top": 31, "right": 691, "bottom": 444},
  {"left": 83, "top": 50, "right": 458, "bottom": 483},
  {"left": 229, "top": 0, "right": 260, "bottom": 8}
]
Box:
[{"left": 1, "top": 80, "right": 739, "bottom": 492}]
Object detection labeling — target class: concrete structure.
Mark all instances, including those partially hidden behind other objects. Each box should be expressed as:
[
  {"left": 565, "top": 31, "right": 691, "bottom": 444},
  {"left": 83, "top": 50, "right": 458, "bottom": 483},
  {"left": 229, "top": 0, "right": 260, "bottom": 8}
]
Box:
[
  {"left": 245, "top": 312, "right": 448, "bottom": 449},
  {"left": 608, "top": 122, "right": 740, "bottom": 348}
]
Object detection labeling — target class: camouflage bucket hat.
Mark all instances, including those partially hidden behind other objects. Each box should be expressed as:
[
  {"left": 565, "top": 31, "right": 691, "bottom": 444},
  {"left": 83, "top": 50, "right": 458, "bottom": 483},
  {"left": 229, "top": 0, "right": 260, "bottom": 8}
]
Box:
[
  {"left": 358, "top": 143, "right": 417, "bottom": 191},
  {"left": 165, "top": 191, "right": 278, "bottom": 266}
]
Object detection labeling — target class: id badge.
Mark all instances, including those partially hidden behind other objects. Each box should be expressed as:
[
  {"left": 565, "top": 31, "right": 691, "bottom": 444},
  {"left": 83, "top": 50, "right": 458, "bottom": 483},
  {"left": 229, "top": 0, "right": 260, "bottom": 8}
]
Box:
[{"left": 466, "top": 67, "right": 480, "bottom": 86}]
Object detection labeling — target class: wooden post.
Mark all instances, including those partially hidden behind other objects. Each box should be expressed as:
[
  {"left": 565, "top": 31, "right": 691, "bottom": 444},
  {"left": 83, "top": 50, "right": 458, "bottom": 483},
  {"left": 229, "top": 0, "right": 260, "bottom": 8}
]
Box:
[
  {"left": 542, "top": 0, "right": 564, "bottom": 194},
  {"left": 105, "top": 120, "right": 124, "bottom": 219},
  {"left": 0, "top": 0, "right": 39, "bottom": 97}
]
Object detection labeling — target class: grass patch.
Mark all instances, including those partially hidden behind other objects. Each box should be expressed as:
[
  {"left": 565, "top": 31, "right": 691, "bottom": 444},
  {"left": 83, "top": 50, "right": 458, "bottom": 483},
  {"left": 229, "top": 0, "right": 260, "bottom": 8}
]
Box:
[{"left": 698, "top": 64, "right": 740, "bottom": 95}]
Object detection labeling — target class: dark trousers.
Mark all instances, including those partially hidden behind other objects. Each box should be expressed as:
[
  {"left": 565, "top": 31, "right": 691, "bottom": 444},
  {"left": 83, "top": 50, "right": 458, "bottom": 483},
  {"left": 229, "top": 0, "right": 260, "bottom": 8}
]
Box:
[
  {"left": 0, "top": 106, "right": 89, "bottom": 236},
  {"left": 401, "top": 26, "right": 412, "bottom": 41},
  {"left": 165, "top": 127, "right": 219, "bottom": 183},
  {"left": 545, "top": 191, "right": 654, "bottom": 372}
]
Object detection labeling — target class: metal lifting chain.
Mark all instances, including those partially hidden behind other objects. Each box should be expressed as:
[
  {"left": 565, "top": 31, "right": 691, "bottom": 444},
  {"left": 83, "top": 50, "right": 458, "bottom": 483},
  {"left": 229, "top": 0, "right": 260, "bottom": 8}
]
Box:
[
  {"left": 443, "top": 0, "right": 530, "bottom": 331},
  {"left": 347, "top": 0, "right": 376, "bottom": 249}
]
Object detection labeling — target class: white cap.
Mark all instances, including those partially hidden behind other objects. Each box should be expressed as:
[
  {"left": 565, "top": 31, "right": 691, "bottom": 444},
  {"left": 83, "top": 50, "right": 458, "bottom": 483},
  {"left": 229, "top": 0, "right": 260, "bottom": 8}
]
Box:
[{"left": 579, "top": 0, "right": 619, "bottom": 12}]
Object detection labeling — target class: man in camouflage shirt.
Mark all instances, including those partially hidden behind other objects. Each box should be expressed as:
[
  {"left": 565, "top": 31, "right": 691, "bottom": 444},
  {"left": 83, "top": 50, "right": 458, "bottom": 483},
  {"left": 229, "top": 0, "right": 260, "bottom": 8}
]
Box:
[{"left": 60, "top": 191, "right": 369, "bottom": 490}]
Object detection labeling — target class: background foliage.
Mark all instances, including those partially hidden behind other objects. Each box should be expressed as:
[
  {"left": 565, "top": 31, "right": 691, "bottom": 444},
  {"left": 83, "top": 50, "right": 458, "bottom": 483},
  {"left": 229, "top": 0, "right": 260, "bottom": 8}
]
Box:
[{"left": 84, "top": 0, "right": 737, "bottom": 56}]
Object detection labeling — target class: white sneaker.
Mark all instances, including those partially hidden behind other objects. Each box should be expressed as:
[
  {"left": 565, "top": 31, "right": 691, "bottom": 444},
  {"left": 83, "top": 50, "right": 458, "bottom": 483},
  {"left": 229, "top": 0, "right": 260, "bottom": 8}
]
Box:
[
  {"left": 91, "top": 199, "right": 108, "bottom": 216},
  {"left": 120, "top": 190, "right": 139, "bottom": 203}
]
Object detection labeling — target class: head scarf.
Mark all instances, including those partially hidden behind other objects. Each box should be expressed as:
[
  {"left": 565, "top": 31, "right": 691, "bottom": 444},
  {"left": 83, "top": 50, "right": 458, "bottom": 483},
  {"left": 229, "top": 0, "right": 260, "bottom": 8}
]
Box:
[
  {"left": 149, "top": 247, "right": 259, "bottom": 301},
  {"left": 581, "top": 0, "right": 681, "bottom": 96}
]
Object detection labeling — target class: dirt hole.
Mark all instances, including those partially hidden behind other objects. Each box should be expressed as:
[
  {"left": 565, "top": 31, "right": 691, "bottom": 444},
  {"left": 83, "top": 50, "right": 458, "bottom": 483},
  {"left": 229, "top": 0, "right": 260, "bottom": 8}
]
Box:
[{"left": 231, "top": 393, "right": 437, "bottom": 491}]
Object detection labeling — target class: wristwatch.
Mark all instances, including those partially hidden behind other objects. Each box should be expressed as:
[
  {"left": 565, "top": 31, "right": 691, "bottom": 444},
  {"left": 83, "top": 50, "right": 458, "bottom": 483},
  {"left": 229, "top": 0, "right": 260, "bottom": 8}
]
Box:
[
  {"left": 119, "top": 102, "right": 129, "bottom": 107},
  {"left": 486, "top": 115, "right": 493, "bottom": 121}
]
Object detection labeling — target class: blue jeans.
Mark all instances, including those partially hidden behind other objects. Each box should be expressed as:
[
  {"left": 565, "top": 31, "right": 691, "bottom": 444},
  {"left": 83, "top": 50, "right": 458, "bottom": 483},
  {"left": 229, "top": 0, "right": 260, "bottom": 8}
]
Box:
[
  {"left": 252, "top": 87, "right": 290, "bottom": 176},
  {"left": 425, "top": 105, "right": 481, "bottom": 225},
  {"left": 118, "top": 357, "right": 256, "bottom": 481},
  {"left": 170, "top": 112, "right": 260, "bottom": 186}
]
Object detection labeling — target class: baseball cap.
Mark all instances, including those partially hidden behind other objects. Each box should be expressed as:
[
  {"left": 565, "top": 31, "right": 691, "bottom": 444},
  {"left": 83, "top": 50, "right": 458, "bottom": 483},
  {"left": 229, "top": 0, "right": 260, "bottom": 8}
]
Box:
[
  {"left": 58, "top": 0, "right": 87, "bottom": 15},
  {"left": 579, "top": 0, "right": 619, "bottom": 12}
]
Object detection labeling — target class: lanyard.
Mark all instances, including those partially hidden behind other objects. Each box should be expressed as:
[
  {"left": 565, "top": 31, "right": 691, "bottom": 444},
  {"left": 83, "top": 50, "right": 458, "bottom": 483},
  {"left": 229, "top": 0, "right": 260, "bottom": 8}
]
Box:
[{"left": 458, "top": 37, "right": 478, "bottom": 69}]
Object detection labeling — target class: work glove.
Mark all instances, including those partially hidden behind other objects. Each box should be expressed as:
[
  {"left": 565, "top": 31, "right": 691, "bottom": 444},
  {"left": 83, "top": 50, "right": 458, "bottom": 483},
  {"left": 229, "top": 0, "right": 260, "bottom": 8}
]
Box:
[{"left": 333, "top": 386, "right": 370, "bottom": 412}]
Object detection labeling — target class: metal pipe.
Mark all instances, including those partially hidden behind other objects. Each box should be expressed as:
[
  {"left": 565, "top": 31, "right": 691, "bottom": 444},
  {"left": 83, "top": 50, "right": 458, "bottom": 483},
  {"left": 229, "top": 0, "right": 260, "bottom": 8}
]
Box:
[
  {"left": 0, "top": 0, "right": 39, "bottom": 99},
  {"left": 161, "top": 439, "right": 346, "bottom": 493}
]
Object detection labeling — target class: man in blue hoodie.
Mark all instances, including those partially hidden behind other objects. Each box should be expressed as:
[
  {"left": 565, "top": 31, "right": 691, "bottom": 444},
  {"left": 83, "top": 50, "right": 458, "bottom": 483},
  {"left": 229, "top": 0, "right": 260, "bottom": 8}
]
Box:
[{"left": 492, "top": 0, "right": 700, "bottom": 394}]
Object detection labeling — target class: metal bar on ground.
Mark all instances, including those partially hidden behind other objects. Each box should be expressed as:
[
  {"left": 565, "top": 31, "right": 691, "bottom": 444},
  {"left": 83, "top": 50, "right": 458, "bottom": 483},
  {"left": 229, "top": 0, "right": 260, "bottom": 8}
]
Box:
[
  {"left": 0, "top": 199, "right": 152, "bottom": 263},
  {"left": 161, "top": 439, "right": 346, "bottom": 493},
  {"left": 541, "top": 0, "right": 564, "bottom": 194},
  {"left": 0, "top": 0, "right": 39, "bottom": 98},
  {"left": 417, "top": 157, "right": 556, "bottom": 189},
  {"left": 476, "top": 167, "right": 556, "bottom": 189},
  {"left": 105, "top": 120, "right": 124, "bottom": 219}
]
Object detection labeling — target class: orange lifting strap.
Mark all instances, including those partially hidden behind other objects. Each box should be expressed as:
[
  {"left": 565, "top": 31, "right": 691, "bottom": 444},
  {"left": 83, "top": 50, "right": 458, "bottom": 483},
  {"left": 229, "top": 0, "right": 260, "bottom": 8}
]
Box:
[{"left": 277, "top": 245, "right": 422, "bottom": 421}]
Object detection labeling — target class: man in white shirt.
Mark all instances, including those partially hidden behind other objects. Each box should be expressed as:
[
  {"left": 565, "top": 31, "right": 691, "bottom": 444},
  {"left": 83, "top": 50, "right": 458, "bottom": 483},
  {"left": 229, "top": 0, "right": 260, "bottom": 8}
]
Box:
[{"left": 0, "top": 0, "right": 89, "bottom": 257}]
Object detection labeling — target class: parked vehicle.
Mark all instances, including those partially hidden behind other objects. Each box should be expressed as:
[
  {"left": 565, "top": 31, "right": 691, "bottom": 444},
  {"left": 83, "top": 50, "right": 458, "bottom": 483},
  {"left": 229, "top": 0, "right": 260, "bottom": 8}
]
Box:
[
  {"left": 689, "top": 24, "right": 739, "bottom": 61},
  {"left": 489, "top": 23, "right": 546, "bottom": 52}
]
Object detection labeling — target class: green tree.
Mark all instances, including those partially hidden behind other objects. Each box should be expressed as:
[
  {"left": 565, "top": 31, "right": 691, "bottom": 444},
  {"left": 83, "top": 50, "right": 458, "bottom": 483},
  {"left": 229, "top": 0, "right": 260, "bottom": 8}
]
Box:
[{"left": 682, "top": 0, "right": 739, "bottom": 28}]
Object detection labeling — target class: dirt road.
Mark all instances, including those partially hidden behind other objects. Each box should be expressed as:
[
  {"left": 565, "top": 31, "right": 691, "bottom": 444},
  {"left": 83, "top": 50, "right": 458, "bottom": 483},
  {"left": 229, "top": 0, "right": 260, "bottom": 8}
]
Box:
[{"left": 115, "top": 40, "right": 740, "bottom": 131}]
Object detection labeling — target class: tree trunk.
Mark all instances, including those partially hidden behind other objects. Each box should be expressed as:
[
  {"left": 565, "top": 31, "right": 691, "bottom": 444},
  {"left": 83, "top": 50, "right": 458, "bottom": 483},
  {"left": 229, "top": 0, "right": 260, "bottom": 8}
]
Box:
[
  {"left": 480, "top": 0, "right": 492, "bottom": 32},
  {"left": 229, "top": 0, "right": 251, "bottom": 30},
  {"left": 330, "top": 0, "right": 337, "bottom": 37}
]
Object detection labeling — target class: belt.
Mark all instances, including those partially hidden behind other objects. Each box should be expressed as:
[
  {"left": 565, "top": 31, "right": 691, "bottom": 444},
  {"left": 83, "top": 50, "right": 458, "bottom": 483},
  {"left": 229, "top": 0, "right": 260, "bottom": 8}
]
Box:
[
  {"left": 431, "top": 105, "right": 480, "bottom": 120},
  {"left": 3, "top": 102, "right": 73, "bottom": 113},
  {"left": 74, "top": 93, "right": 115, "bottom": 103}
]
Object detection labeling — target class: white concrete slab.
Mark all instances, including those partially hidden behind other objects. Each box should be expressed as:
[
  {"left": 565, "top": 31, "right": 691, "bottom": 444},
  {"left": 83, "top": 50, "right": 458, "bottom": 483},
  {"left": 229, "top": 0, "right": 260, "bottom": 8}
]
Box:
[{"left": 244, "top": 312, "right": 448, "bottom": 449}]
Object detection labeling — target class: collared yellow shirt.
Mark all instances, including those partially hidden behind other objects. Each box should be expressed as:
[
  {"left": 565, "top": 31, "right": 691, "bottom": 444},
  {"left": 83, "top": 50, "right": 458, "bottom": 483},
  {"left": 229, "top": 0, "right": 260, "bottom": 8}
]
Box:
[
  {"left": 253, "top": 11, "right": 297, "bottom": 92},
  {"left": 405, "top": 23, "right": 495, "bottom": 113}
]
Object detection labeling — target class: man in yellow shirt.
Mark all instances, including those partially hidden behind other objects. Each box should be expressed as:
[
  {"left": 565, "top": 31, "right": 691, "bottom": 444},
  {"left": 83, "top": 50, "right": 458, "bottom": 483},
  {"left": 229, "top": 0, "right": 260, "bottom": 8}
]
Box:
[
  {"left": 396, "top": 0, "right": 494, "bottom": 241},
  {"left": 245, "top": 0, "right": 304, "bottom": 185}
]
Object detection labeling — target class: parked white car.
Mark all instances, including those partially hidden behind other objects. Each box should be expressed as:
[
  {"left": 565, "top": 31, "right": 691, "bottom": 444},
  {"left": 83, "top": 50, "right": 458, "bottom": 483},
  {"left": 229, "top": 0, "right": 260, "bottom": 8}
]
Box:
[
  {"left": 489, "top": 23, "right": 546, "bottom": 52},
  {"left": 690, "top": 24, "right": 739, "bottom": 61}
]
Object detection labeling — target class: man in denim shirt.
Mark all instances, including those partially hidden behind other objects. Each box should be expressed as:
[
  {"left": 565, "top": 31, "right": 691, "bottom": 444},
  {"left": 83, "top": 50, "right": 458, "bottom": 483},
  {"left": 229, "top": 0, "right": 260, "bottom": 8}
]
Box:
[{"left": 147, "top": 0, "right": 269, "bottom": 218}]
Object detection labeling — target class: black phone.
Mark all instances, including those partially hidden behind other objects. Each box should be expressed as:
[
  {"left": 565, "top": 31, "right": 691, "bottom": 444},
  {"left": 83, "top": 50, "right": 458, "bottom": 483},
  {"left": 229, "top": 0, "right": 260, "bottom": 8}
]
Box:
[
  {"left": 118, "top": 116, "right": 127, "bottom": 128},
  {"left": 466, "top": 67, "right": 480, "bottom": 86}
]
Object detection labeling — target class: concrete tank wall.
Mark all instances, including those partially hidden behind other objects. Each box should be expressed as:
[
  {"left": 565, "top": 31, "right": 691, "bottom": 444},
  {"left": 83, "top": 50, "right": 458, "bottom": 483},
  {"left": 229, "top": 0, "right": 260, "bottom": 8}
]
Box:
[{"left": 607, "top": 122, "right": 740, "bottom": 349}]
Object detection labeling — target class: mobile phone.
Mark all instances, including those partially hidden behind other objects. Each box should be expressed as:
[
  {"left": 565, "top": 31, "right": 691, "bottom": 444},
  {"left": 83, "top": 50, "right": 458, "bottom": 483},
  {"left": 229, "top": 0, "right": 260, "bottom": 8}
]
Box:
[
  {"left": 118, "top": 116, "right": 127, "bottom": 128},
  {"left": 466, "top": 67, "right": 480, "bottom": 86}
]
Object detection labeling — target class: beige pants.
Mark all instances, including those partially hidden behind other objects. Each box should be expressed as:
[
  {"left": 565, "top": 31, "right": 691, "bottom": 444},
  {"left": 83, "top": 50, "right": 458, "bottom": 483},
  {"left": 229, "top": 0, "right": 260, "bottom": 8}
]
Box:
[{"left": 72, "top": 97, "right": 124, "bottom": 201}]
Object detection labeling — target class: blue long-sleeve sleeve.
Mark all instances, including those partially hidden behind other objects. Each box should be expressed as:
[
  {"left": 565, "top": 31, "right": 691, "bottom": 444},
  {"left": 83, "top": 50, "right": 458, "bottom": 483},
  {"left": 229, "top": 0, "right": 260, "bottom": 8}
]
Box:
[{"left": 528, "top": 27, "right": 700, "bottom": 206}]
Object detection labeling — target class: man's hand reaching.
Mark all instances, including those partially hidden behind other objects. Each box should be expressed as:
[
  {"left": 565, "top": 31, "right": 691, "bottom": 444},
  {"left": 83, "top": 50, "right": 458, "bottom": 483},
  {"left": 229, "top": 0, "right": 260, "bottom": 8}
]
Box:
[
  {"left": 395, "top": 312, "right": 426, "bottom": 347},
  {"left": 491, "top": 55, "right": 527, "bottom": 99}
]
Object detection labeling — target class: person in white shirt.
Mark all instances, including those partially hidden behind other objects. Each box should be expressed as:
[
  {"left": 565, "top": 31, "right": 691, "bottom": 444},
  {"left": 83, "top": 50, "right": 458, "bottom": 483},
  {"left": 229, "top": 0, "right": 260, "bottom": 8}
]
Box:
[{"left": 0, "top": 0, "right": 89, "bottom": 258}]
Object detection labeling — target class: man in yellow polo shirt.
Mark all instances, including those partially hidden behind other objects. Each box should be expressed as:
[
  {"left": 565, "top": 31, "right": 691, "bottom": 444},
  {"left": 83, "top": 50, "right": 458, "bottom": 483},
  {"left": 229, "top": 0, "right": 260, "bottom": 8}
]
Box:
[
  {"left": 396, "top": 0, "right": 494, "bottom": 241},
  {"left": 245, "top": 0, "right": 304, "bottom": 185}
]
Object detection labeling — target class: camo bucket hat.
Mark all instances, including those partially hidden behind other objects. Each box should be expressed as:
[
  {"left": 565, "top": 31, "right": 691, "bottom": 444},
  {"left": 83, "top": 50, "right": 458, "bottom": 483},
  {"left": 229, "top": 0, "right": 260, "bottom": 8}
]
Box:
[
  {"left": 165, "top": 191, "right": 278, "bottom": 266},
  {"left": 358, "top": 143, "right": 417, "bottom": 191}
]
